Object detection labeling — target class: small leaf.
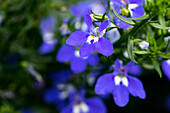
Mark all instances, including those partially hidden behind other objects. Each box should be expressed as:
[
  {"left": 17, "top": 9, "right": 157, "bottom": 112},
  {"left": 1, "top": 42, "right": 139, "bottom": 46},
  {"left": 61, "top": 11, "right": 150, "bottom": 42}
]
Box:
[
  {"left": 131, "top": 15, "right": 149, "bottom": 20},
  {"left": 153, "top": 60, "right": 162, "bottom": 78},
  {"left": 150, "top": 23, "right": 170, "bottom": 30},
  {"left": 134, "top": 51, "right": 149, "bottom": 54},
  {"left": 127, "top": 38, "right": 138, "bottom": 63},
  {"left": 158, "top": 14, "right": 166, "bottom": 32},
  {"left": 112, "top": 8, "right": 135, "bottom": 25},
  {"left": 159, "top": 54, "right": 170, "bottom": 59}
]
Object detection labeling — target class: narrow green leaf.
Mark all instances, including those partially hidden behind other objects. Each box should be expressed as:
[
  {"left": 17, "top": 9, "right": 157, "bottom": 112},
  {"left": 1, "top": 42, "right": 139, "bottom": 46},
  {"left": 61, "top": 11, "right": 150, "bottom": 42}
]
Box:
[
  {"left": 112, "top": 8, "right": 135, "bottom": 25},
  {"left": 159, "top": 54, "right": 170, "bottom": 59},
  {"left": 131, "top": 15, "right": 149, "bottom": 20},
  {"left": 153, "top": 60, "right": 162, "bottom": 78},
  {"left": 127, "top": 38, "right": 138, "bottom": 63},
  {"left": 134, "top": 51, "right": 149, "bottom": 54},
  {"left": 150, "top": 23, "right": 170, "bottom": 30},
  {"left": 158, "top": 14, "right": 166, "bottom": 32}
]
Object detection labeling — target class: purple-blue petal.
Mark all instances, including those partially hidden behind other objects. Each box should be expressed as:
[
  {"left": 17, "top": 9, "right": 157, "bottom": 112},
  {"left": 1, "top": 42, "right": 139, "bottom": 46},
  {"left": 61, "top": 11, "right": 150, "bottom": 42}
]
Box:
[
  {"left": 95, "top": 74, "right": 114, "bottom": 95},
  {"left": 125, "top": 61, "right": 135, "bottom": 71},
  {"left": 66, "top": 31, "right": 89, "bottom": 46},
  {"left": 95, "top": 37, "right": 113, "bottom": 56},
  {"left": 114, "top": 59, "right": 121, "bottom": 73},
  {"left": 84, "top": 14, "right": 92, "bottom": 29},
  {"left": 60, "top": 105, "right": 72, "bottom": 113},
  {"left": 162, "top": 60, "right": 170, "bottom": 80},
  {"left": 70, "top": 57, "right": 87, "bottom": 73},
  {"left": 80, "top": 43, "right": 95, "bottom": 57},
  {"left": 113, "top": 85, "right": 129, "bottom": 107},
  {"left": 127, "top": 76, "right": 146, "bottom": 99},
  {"left": 38, "top": 41, "right": 56, "bottom": 54},
  {"left": 85, "top": 97, "right": 107, "bottom": 113},
  {"left": 43, "top": 88, "right": 59, "bottom": 103},
  {"left": 128, "top": 65, "right": 142, "bottom": 76},
  {"left": 130, "top": 5, "right": 145, "bottom": 18},
  {"left": 57, "top": 45, "right": 75, "bottom": 62},
  {"left": 129, "top": 0, "right": 145, "bottom": 5},
  {"left": 87, "top": 54, "right": 99, "bottom": 66},
  {"left": 98, "top": 20, "right": 109, "bottom": 35},
  {"left": 114, "top": 16, "right": 133, "bottom": 29}
]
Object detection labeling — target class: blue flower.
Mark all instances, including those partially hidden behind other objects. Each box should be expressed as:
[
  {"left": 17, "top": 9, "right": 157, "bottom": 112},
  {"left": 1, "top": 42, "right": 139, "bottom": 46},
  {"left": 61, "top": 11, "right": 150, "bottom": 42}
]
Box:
[
  {"left": 61, "top": 90, "right": 107, "bottom": 113},
  {"left": 60, "top": 18, "right": 71, "bottom": 36},
  {"left": 165, "top": 94, "right": 170, "bottom": 112},
  {"left": 57, "top": 44, "right": 99, "bottom": 73},
  {"left": 95, "top": 59, "right": 146, "bottom": 107},
  {"left": 44, "top": 70, "right": 75, "bottom": 110},
  {"left": 162, "top": 60, "right": 170, "bottom": 80},
  {"left": 66, "top": 14, "right": 113, "bottom": 57},
  {"left": 111, "top": 0, "right": 145, "bottom": 29},
  {"left": 39, "top": 16, "right": 57, "bottom": 54}
]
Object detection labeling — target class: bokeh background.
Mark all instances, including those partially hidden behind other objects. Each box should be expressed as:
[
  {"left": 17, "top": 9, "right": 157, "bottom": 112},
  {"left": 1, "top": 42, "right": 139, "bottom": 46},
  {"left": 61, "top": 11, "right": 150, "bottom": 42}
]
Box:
[{"left": 0, "top": 0, "right": 170, "bottom": 113}]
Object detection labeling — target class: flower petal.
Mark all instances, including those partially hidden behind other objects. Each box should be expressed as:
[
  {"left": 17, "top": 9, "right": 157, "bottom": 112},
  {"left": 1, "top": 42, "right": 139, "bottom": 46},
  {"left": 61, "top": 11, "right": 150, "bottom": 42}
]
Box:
[
  {"left": 162, "top": 60, "right": 170, "bottom": 80},
  {"left": 114, "top": 16, "right": 132, "bottom": 29},
  {"left": 84, "top": 14, "right": 92, "bottom": 29},
  {"left": 95, "top": 74, "right": 114, "bottom": 95},
  {"left": 70, "top": 57, "right": 87, "bottom": 73},
  {"left": 128, "top": 65, "right": 142, "bottom": 76},
  {"left": 43, "top": 88, "right": 60, "bottom": 103},
  {"left": 130, "top": 5, "right": 145, "bottom": 18},
  {"left": 113, "top": 85, "right": 129, "bottom": 107},
  {"left": 87, "top": 54, "right": 99, "bottom": 66},
  {"left": 57, "top": 45, "right": 75, "bottom": 62},
  {"left": 85, "top": 97, "right": 107, "bottom": 113},
  {"left": 80, "top": 43, "right": 95, "bottom": 57},
  {"left": 66, "top": 31, "right": 89, "bottom": 46},
  {"left": 95, "top": 37, "right": 113, "bottom": 56},
  {"left": 39, "top": 41, "right": 56, "bottom": 54},
  {"left": 114, "top": 59, "right": 121, "bottom": 73},
  {"left": 60, "top": 105, "right": 72, "bottom": 113},
  {"left": 129, "top": 0, "right": 144, "bottom": 5},
  {"left": 127, "top": 76, "right": 146, "bottom": 99},
  {"left": 98, "top": 20, "right": 109, "bottom": 36}
]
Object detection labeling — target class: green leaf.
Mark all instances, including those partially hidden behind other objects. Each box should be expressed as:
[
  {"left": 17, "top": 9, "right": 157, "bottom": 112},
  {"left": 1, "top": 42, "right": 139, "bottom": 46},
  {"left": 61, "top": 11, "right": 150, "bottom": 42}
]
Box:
[
  {"left": 158, "top": 14, "right": 166, "bottom": 32},
  {"left": 127, "top": 38, "right": 138, "bottom": 63},
  {"left": 150, "top": 23, "right": 170, "bottom": 30},
  {"left": 159, "top": 54, "right": 170, "bottom": 59},
  {"left": 153, "top": 60, "right": 162, "bottom": 78},
  {"left": 134, "top": 51, "right": 149, "bottom": 54},
  {"left": 131, "top": 15, "right": 149, "bottom": 20},
  {"left": 112, "top": 8, "right": 135, "bottom": 25}
]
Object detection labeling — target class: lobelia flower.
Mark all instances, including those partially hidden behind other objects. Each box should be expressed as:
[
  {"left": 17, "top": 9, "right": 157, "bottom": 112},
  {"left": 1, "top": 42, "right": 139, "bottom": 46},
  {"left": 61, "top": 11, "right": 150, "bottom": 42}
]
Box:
[
  {"left": 162, "top": 60, "right": 170, "bottom": 80},
  {"left": 57, "top": 44, "right": 99, "bottom": 73},
  {"left": 70, "top": 0, "right": 106, "bottom": 31},
  {"left": 110, "top": 0, "right": 145, "bottom": 29},
  {"left": 44, "top": 70, "right": 75, "bottom": 110},
  {"left": 61, "top": 90, "right": 107, "bottom": 113},
  {"left": 60, "top": 18, "right": 71, "bottom": 36},
  {"left": 66, "top": 14, "right": 113, "bottom": 57},
  {"left": 95, "top": 59, "right": 146, "bottom": 107},
  {"left": 138, "top": 41, "right": 149, "bottom": 50},
  {"left": 39, "top": 16, "right": 57, "bottom": 54}
]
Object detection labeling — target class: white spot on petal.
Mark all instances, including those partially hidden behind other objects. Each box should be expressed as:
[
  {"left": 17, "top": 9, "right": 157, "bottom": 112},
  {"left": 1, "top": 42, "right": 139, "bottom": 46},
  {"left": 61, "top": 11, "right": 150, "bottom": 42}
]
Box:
[
  {"left": 122, "top": 76, "right": 128, "bottom": 87},
  {"left": 73, "top": 102, "right": 89, "bottom": 113},
  {"left": 114, "top": 76, "right": 121, "bottom": 86},
  {"left": 128, "top": 4, "right": 139, "bottom": 16},
  {"left": 86, "top": 35, "right": 99, "bottom": 44},
  {"left": 166, "top": 60, "right": 170, "bottom": 65},
  {"left": 74, "top": 50, "right": 88, "bottom": 59}
]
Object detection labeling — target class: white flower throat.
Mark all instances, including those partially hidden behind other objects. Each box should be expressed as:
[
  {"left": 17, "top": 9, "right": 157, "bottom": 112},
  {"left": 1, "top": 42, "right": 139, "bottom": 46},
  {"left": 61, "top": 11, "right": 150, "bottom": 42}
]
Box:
[
  {"left": 86, "top": 27, "right": 100, "bottom": 45},
  {"left": 73, "top": 102, "right": 89, "bottom": 113},
  {"left": 114, "top": 68, "right": 128, "bottom": 87}
]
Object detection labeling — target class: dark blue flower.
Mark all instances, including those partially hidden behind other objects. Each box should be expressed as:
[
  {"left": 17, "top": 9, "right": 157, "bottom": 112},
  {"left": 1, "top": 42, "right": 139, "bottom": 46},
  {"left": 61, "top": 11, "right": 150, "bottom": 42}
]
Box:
[
  {"left": 95, "top": 59, "right": 146, "bottom": 107},
  {"left": 111, "top": 0, "right": 145, "bottom": 29},
  {"left": 162, "top": 60, "right": 170, "bottom": 80},
  {"left": 165, "top": 94, "right": 170, "bottom": 112},
  {"left": 39, "top": 16, "right": 57, "bottom": 54},
  {"left": 66, "top": 14, "right": 113, "bottom": 57},
  {"left": 61, "top": 90, "right": 107, "bottom": 113},
  {"left": 57, "top": 44, "right": 99, "bottom": 73},
  {"left": 44, "top": 70, "right": 75, "bottom": 110}
]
